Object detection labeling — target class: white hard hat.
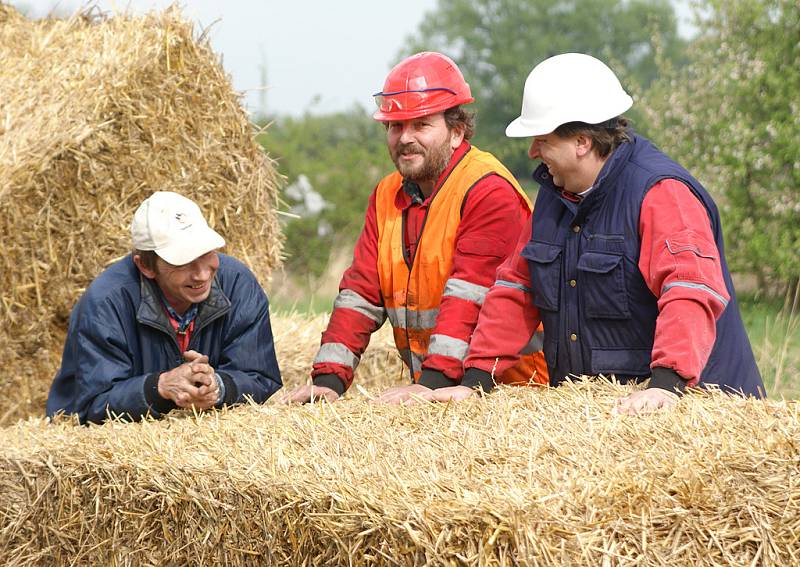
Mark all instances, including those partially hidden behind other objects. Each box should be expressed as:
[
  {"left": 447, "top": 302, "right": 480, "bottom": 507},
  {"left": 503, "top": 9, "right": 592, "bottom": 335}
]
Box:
[{"left": 506, "top": 53, "right": 633, "bottom": 138}]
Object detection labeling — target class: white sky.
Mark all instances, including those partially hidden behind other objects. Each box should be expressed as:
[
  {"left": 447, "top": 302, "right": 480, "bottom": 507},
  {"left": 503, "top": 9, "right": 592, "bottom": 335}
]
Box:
[
  {"left": 12, "top": 0, "right": 439, "bottom": 117},
  {"left": 12, "top": 0, "right": 693, "bottom": 118}
]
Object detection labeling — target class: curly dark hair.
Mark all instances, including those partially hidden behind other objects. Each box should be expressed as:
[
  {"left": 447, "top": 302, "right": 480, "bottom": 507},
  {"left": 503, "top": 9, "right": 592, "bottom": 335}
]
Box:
[{"left": 443, "top": 105, "right": 475, "bottom": 140}]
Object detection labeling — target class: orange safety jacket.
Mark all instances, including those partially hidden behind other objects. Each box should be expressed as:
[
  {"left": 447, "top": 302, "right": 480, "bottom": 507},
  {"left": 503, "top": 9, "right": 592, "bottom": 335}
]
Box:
[{"left": 374, "top": 146, "right": 548, "bottom": 387}]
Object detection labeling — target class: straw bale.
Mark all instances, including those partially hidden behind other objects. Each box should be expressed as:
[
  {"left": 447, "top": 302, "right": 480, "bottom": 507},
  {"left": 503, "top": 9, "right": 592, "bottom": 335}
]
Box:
[
  {"left": 272, "top": 311, "right": 405, "bottom": 391},
  {"left": 0, "top": 5, "right": 283, "bottom": 422},
  {"left": 1, "top": 381, "right": 798, "bottom": 566}
]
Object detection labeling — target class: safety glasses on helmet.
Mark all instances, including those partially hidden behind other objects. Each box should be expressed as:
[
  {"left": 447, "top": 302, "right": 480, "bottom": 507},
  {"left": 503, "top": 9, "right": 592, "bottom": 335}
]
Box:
[{"left": 373, "top": 88, "right": 457, "bottom": 113}]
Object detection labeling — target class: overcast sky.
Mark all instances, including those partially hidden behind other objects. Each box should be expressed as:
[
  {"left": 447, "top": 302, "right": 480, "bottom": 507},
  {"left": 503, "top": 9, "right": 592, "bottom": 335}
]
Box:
[
  {"left": 13, "top": 0, "right": 440, "bottom": 117},
  {"left": 13, "top": 1, "right": 694, "bottom": 118}
]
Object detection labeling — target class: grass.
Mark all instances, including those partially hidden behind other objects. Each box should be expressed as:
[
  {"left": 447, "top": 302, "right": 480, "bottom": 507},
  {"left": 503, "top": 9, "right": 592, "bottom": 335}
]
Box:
[
  {"left": 269, "top": 293, "right": 335, "bottom": 316},
  {"left": 738, "top": 290, "right": 800, "bottom": 399},
  {"left": 267, "top": 272, "right": 338, "bottom": 315}
]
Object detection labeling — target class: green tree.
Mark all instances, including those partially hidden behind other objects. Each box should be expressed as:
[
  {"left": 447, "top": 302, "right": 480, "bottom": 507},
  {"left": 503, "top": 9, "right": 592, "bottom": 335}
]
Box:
[
  {"left": 257, "top": 106, "right": 392, "bottom": 277},
  {"left": 402, "top": 0, "right": 686, "bottom": 178},
  {"left": 639, "top": 0, "right": 800, "bottom": 292}
]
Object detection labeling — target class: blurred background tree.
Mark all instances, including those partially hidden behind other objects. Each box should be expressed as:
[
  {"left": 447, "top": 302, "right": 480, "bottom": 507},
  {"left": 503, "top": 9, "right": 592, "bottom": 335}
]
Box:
[
  {"left": 257, "top": 106, "right": 391, "bottom": 278},
  {"left": 401, "top": 0, "right": 687, "bottom": 179},
  {"left": 258, "top": 0, "right": 798, "bottom": 295},
  {"left": 638, "top": 0, "right": 800, "bottom": 295}
]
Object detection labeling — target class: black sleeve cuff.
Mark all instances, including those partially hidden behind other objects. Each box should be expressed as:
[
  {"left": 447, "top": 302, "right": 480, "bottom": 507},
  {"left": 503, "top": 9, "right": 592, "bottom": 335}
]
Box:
[
  {"left": 143, "top": 372, "right": 176, "bottom": 415},
  {"left": 216, "top": 371, "right": 239, "bottom": 406},
  {"left": 312, "top": 373, "right": 347, "bottom": 397},
  {"left": 417, "top": 369, "right": 459, "bottom": 390},
  {"left": 461, "top": 368, "right": 496, "bottom": 393},
  {"left": 649, "top": 367, "right": 688, "bottom": 396}
]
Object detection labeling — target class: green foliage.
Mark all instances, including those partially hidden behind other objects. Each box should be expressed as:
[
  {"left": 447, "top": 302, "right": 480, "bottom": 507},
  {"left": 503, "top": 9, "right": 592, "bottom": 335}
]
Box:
[
  {"left": 257, "top": 106, "right": 392, "bottom": 276},
  {"left": 401, "top": 0, "right": 686, "bottom": 177},
  {"left": 639, "top": 0, "right": 800, "bottom": 292},
  {"left": 257, "top": 0, "right": 798, "bottom": 295}
]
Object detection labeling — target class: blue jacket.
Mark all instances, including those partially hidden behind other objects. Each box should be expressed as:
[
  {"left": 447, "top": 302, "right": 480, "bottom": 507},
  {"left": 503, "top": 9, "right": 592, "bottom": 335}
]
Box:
[
  {"left": 525, "top": 134, "right": 763, "bottom": 396},
  {"left": 46, "top": 254, "right": 282, "bottom": 423}
]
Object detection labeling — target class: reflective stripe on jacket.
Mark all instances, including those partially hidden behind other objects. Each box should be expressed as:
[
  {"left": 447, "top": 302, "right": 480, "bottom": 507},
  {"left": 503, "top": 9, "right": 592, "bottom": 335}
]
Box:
[{"left": 375, "top": 146, "right": 548, "bottom": 385}]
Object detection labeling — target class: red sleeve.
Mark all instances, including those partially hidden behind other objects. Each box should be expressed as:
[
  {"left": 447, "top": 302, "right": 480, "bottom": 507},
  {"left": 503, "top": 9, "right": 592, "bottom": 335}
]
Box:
[
  {"left": 639, "top": 179, "right": 729, "bottom": 386},
  {"left": 312, "top": 188, "right": 386, "bottom": 390},
  {"left": 463, "top": 214, "right": 542, "bottom": 375},
  {"left": 422, "top": 175, "right": 531, "bottom": 379}
]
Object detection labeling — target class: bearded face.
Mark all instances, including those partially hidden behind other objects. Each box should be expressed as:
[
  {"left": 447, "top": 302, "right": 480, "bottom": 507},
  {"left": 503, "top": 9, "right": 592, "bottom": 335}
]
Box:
[
  {"left": 386, "top": 113, "right": 460, "bottom": 189},
  {"left": 389, "top": 135, "right": 453, "bottom": 185}
]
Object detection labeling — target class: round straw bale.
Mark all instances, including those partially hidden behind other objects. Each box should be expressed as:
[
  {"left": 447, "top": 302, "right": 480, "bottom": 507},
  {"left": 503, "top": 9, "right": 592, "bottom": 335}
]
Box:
[{"left": 0, "top": 6, "right": 284, "bottom": 423}]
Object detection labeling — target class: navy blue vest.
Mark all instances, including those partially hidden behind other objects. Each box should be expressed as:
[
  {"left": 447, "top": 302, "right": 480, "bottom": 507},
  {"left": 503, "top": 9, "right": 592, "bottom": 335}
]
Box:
[{"left": 524, "top": 134, "right": 763, "bottom": 397}]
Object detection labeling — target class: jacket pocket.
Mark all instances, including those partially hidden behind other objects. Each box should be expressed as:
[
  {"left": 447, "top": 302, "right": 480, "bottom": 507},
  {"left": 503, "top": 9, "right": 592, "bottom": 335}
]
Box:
[
  {"left": 591, "top": 347, "right": 651, "bottom": 376},
  {"left": 456, "top": 236, "right": 504, "bottom": 258},
  {"left": 520, "top": 241, "right": 562, "bottom": 311},
  {"left": 664, "top": 229, "right": 721, "bottom": 282},
  {"left": 576, "top": 252, "right": 631, "bottom": 319}
]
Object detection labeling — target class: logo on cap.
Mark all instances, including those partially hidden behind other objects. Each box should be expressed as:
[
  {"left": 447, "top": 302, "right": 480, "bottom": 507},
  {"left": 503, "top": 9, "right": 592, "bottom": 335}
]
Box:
[{"left": 175, "top": 212, "right": 192, "bottom": 230}]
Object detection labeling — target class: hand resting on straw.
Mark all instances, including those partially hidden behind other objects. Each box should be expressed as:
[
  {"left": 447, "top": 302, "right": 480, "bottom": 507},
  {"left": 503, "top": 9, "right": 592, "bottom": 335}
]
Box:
[
  {"left": 374, "top": 384, "right": 478, "bottom": 405},
  {"left": 281, "top": 384, "right": 340, "bottom": 404},
  {"left": 614, "top": 387, "right": 679, "bottom": 415},
  {"left": 373, "top": 383, "right": 434, "bottom": 405}
]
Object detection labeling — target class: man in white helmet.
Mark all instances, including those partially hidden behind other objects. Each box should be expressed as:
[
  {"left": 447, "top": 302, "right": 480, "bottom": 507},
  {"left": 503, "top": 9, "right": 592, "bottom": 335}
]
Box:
[
  {"left": 417, "top": 53, "right": 764, "bottom": 412},
  {"left": 47, "top": 191, "right": 282, "bottom": 423}
]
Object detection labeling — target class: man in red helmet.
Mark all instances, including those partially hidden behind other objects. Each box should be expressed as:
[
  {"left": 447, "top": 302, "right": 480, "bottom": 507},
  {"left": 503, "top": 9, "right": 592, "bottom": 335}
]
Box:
[{"left": 283, "top": 52, "right": 548, "bottom": 404}]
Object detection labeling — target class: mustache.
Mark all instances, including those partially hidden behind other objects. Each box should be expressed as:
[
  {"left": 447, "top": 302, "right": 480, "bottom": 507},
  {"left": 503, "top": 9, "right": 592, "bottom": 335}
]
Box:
[{"left": 395, "top": 142, "right": 424, "bottom": 155}]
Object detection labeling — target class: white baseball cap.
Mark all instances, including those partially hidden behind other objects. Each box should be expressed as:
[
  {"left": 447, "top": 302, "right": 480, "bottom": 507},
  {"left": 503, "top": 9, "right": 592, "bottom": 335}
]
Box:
[{"left": 131, "top": 191, "right": 225, "bottom": 266}]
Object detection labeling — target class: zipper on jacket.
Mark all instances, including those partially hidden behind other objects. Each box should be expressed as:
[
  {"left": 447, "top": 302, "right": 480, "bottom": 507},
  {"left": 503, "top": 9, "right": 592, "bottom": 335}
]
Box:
[
  {"left": 401, "top": 187, "right": 438, "bottom": 383},
  {"left": 188, "top": 303, "right": 230, "bottom": 351},
  {"left": 138, "top": 318, "right": 183, "bottom": 359},
  {"left": 397, "top": 147, "right": 470, "bottom": 383}
]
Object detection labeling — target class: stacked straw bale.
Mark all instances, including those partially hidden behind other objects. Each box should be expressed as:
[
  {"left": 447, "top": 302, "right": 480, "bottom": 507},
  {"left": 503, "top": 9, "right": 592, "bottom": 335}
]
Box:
[
  {"left": 272, "top": 311, "right": 404, "bottom": 391},
  {"left": 0, "top": 5, "right": 283, "bottom": 423},
  {"left": 1, "top": 381, "right": 798, "bottom": 565}
]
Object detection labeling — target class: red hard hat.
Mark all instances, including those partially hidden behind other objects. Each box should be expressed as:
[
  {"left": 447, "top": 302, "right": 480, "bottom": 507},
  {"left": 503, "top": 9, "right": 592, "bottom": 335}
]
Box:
[{"left": 372, "top": 52, "right": 474, "bottom": 122}]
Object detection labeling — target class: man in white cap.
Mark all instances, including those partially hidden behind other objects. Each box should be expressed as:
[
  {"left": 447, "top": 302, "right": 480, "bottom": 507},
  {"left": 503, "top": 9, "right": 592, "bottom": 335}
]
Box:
[
  {"left": 47, "top": 191, "right": 282, "bottom": 424},
  {"left": 417, "top": 53, "right": 763, "bottom": 412}
]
